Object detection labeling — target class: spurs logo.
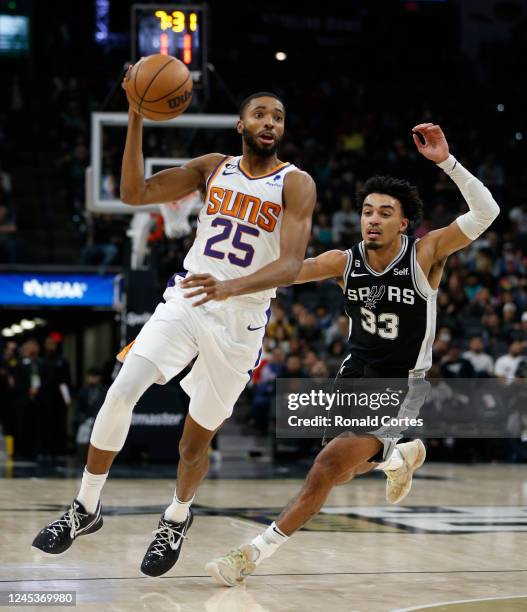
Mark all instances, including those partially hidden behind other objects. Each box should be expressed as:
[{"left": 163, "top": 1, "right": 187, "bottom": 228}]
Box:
[{"left": 363, "top": 285, "right": 385, "bottom": 310}]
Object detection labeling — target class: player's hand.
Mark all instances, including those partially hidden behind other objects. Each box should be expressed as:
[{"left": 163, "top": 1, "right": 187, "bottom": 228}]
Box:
[
  {"left": 180, "top": 273, "right": 234, "bottom": 306},
  {"left": 121, "top": 64, "right": 133, "bottom": 91},
  {"left": 412, "top": 123, "right": 450, "bottom": 164},
  {"left": 122, "top": 63, "right": 142, "bottom": 116}
]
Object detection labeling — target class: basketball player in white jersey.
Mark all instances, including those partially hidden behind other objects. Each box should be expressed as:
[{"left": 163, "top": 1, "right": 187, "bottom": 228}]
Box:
[
  {"left": 206, "top": 123, "right": 500, "bottom": 586},
  {"left": 32, "top": 90, "right": 316, "bottom": 577}
]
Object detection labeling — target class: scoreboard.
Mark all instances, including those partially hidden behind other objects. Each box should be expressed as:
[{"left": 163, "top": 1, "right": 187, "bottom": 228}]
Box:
[{"left": 131, "top": 4, "right": 207, "bottom": 87}]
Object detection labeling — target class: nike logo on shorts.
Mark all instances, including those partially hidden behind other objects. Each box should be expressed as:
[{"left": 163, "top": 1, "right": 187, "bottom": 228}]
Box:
[{"left": 247, "top": 324, "right": 265, "bottom": 331}]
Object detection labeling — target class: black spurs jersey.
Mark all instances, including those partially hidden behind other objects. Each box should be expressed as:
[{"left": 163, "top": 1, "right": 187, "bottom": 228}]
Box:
[{"left": 341, "top": 235, "right": 437, "bottom": 376}]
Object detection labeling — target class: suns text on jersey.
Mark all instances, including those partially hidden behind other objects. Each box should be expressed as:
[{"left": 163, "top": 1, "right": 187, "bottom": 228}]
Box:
[{"left": 206, "top": 186, "right": 281, "bottom": 233}]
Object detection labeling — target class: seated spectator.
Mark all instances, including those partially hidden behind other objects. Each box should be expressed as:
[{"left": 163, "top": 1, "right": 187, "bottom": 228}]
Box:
[
  {"left": 81, "top": 213, "right": 123, "bottom": 268},
  {"left": 314, "top": 305, "right": 332, "bottom": 331},
  {"left": 269, "top": 324, "right": 292, "bottom": 354},
  {"left": 297, "top": 312, "right": 323, "bottom": 346},
  {"left": 464, "top": 274, "right": 482, "bottom": 301},
  {"left": 332, "top": 196, "right": 360, "bottom": 244},
  {"left": 0, "top": 201, "right": 16, "bottom": 263},
  {"left": 0, "top": 340, "right": 18, "bottom": 435},
  {"left": 440, "top": 341, "right": 475, "bottom": 378},
  {"left": 75, "top": 368, "right": 108, "bottom": 459},
  {"left": 494, "top": 341, "right": 524, "bottom": 383},
  {"left": 510, "top": 312, "right": 527, "bottom": 345},
  {"left": 282, "top": 355, "right": 307, "bottom": 378},
  {"left": 313, "top": 212, "right": 333, "bottom": 245},
  {"left": 303, "top": 350, "right": 318, "bottom": 372},
  {"left": 462, "top": 336, "right": 494, "bottom": 376},
  {"left": 509, "top": 202, "right": 527, "bottom": 243},
  {"left": 445, "top": 272, "right": 468, "bottom": 315},
  {"left": 325, "top": 314, "right": 350, "bottom": 346},
  {"left": 13, "top": 339, "right": 43, "bottom": 459},
  {"left": 0, "top": 160, "right": 12, "bottom": 198},
  {"left": 309, "top": 360, "right": 329, "bottom": 378},
  {"left": 477, "top": 154, "right": 505, "bottom": 196},
  {"left": 502, "top": 302, "right": 518, "bottom": 341},
  {"left": 326, "top": 338, "right": 347, "bottom": 375},
  {"left": 268, "top": 305, "right": 294, "bottom": 339},
  {"left": 481, "top": 312, "right": 505, "bottom": 346},
  {"left": 468, "top": 287, "right": 494, "bottom": 318}
]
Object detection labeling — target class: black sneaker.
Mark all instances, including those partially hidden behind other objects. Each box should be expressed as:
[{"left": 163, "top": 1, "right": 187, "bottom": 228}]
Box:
[
  {"left": 32, "top": 499, "right": 103, "bottom": 555},
  {"left": 141, "top": 509, "right": 194, "bottom": 577}
]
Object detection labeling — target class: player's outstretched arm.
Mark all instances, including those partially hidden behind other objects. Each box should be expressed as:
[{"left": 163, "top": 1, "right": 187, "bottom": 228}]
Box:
[
  {"left": 413, "top": 123, "right": 500, "bottom": 261},
  {"left": 294, "top": 250, "right": 347, "bottom": 284},
  {"left": 180, "top": 170, "right": 316, "bottom": 305},
  {"left": 119, "top": 70, "right": 223, "bottom": 205}
]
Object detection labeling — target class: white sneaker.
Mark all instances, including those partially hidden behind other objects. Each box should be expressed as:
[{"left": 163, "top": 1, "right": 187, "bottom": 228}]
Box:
[
  {"left": 205, "top": 545, "right": 257, "bottom": 587},
  {"left": 385, "top": 439, "right": 426, "bottom": 504}
]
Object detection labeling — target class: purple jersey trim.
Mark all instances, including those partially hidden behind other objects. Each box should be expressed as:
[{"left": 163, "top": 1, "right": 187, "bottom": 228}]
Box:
[
  {"left": 248, "top": 305, "right": 272, "bottom": 377},
  {"left": 205, "top": 155, "right": 228, "bottom": 191},
  {"left": 167, "top": 271, "right": 188, "bottom": 288},
  {"left": 237, "top": 160, "right": 291, "bottom": 181}
]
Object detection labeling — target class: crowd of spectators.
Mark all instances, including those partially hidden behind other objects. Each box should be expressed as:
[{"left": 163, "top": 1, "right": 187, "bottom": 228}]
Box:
[{"left": 0, "top": 336, "right": 109, "bottom": 462}]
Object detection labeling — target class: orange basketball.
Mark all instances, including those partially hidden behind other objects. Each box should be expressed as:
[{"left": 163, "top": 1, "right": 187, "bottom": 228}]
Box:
[{"left": 125, "top": 54, "right": 193, "bottom": 121}]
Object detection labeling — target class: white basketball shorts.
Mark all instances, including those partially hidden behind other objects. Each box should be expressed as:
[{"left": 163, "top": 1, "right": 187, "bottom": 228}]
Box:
[{"left": 128, "top": 274, "right": 270, "bottom": 430}]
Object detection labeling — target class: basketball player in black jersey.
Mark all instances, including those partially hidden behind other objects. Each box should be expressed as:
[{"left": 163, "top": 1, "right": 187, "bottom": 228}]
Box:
[{"left": 206, "top": 123, "right": 501, "bottom": 586}]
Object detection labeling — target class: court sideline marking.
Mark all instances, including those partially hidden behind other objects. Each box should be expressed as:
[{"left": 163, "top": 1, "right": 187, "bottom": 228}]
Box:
[{"left": 392, "top": 593, "right": 527, "bottom": 611}]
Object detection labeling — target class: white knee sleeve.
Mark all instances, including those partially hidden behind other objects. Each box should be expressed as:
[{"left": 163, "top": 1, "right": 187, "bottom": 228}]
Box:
[{"left": 90, "top": 354, "right": 161, "bottom": 452}]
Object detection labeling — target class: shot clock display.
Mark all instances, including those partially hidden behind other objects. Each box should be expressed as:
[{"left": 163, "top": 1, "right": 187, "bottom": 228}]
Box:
[{"left": 131, "top": 4, "right": 207, "bottom": 87}]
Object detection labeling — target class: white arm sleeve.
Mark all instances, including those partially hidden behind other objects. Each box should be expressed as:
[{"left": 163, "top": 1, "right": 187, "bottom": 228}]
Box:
[{"left": 437, "top": 154, "right": 500, "bottom": 240}]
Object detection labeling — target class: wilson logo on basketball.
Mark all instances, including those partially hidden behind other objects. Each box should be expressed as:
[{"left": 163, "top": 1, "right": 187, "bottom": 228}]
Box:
[{"left": 168, "top": 90, "right": 193, "bottom": 109}]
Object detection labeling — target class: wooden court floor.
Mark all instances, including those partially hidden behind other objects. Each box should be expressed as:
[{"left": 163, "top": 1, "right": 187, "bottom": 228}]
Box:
[{"left": 1, "top": 464, "right": 527, "bottom": 611}]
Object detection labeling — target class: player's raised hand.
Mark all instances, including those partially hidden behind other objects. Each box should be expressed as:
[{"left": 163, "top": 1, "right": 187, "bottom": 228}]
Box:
[
  {"left": 412, "top": 123, "right": 450, "bottom": 164},
  {"left": 121, "top": 64, "right": 133, "bottom": 91},
  {"left": 180, "top": 273, "right": 234, "bottom": 306}
]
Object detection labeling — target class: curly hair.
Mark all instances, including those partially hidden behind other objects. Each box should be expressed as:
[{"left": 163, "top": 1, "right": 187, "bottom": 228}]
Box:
[{"left": 356, "top": 176, "right": 423, "bottom": 227}]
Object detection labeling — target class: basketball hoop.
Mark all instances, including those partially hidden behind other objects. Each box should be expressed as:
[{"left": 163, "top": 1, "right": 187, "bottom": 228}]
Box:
[{"left": 161, "top": 190, "right": 203, "bottom": 239}]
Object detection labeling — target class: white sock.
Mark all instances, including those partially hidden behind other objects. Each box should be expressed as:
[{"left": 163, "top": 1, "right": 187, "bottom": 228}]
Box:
[
  {"left": 249, "top": 522, "right": 289, "bottom": 566},
  {"left": 76, "top": 468, "right": 108, "bottom": 514},
  {"left": 375, "top": 447, "right": 403, "bottom": 471},
  {"left": 164, "top": 493, "right": 194, "bottom": 523}
]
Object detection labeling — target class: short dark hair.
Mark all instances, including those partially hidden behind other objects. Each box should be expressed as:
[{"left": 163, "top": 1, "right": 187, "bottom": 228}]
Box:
[
  {"left": 239, "top": 91, "right": 285, "bottom": 117},
  {"left": 357, "top": 175, "right": 423, "bottom": 226}
]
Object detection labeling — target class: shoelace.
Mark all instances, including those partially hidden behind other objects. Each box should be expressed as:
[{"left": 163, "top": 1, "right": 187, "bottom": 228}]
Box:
[
  {"left": 225, "top": 548, "right": 256, "bottom": 579},
  {"left": 47, "top": 503, "right": 87, "bottom": 539},
  {"left": 385, "top": 470, "right": 397, "bottom": 483},
  {"left": 227, "top": 549, "right": 247, "bottom": 569},
  {"left": 150, "top": 520, "right": 188, "bottom": 557}
]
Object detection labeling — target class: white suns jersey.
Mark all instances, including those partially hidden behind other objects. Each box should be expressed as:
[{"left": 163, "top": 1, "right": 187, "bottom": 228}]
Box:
[{"left": 184, "top": 155, "right": 298, "bottom": 305}]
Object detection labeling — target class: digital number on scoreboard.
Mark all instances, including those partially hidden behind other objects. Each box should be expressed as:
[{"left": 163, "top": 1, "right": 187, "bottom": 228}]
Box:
[{"left": 132, "top": 4, "right": 207, "bottom": 87}]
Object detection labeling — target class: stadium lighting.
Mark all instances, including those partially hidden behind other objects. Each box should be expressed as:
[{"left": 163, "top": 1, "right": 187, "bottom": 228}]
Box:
[
  {"left": 275, "top": 51, "right": 287, "bottom": 61},
  {"left": 11, "top": 324, "right": 23, "bottom": 334},
  {"left": 21, "top": 319, "right": 36, "bottom": 330},
  {"left": 497, "top": 104, "right": 505, "bottom": 112},
  {"left": 2, "top": 328, "right": 14, "bottom": 337},
  {"left": 515, "top": 132, "right": 523, "bottom": 141}
]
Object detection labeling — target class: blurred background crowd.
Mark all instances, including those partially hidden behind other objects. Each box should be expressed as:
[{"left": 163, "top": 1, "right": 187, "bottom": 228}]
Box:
[{"left": 1, "top": 0, "right": 527, "bottom": 465}]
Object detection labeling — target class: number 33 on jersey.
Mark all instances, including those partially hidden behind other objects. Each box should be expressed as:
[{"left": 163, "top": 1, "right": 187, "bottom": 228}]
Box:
[{"left": 183, "top": 155, "right": 298, "bottom": 304}]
